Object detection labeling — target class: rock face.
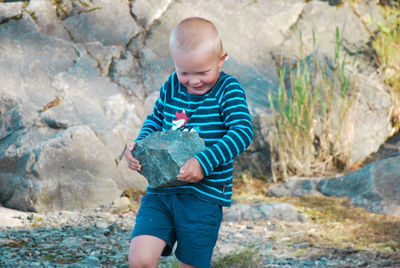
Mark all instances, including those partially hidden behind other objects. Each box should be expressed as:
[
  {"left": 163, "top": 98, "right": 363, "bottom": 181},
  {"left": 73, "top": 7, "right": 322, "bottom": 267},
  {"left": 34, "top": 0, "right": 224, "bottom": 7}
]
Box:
[
  {"left": 0, "top": 0, "right": 397, "bottom": 211},
  {"left": 133, "top": 130, "right": 206, "bottom": 189},
  {"left": 0, "top": 126, "right": 123, "bottom": 212},
  {"left": 318, "top": 154, "right": 400, "bottom": 217},
  {"left": 266, "top": 153, "right": 400, "bottom": 217},
  {"left": 0, "top": 0, "right": 150, "bottom": 212}
]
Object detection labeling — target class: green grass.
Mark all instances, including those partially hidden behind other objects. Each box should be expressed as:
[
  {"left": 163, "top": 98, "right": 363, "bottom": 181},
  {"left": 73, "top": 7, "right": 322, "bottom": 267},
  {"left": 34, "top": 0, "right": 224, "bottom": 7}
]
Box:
[
  {"left": 268, "top": 28, "right": 359, "bottom": 180},
  {"left": 157, "top": 247, "right": 262, "bottom": 268},
  {"left": 212, "top": 246, "right": 261, "bottom": 268},
  {"left": 370, "top": 3, "right": 400, "bottom": 129}
]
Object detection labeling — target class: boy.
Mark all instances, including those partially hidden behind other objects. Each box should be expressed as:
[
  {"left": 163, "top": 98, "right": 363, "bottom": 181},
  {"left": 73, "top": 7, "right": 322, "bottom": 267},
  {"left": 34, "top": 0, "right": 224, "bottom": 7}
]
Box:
[{"left": 125, "top": 17, "right": 253, "bottom": 268}]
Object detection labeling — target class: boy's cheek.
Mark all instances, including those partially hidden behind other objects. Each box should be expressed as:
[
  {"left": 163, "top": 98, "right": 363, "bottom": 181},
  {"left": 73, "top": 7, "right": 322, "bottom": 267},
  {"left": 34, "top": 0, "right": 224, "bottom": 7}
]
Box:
[{"left": 177, "top": 76, "right": 188, "bottom": 85}]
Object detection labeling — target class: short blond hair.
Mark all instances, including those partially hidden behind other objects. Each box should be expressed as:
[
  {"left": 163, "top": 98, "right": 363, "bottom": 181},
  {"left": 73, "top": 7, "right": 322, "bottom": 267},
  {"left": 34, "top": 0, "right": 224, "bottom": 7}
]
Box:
[{"left": 169, "top": 17, "right": 224, "bottom": 56}]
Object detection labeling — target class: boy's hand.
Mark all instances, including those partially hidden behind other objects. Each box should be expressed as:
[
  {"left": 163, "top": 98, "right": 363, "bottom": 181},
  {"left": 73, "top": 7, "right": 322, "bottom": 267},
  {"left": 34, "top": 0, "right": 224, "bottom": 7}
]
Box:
[
  {"left": 124, "top": 142, "right": 142, "bottom": 171},
  {"left": 177, "top": 157, "right": 205, "bottom": 183}
]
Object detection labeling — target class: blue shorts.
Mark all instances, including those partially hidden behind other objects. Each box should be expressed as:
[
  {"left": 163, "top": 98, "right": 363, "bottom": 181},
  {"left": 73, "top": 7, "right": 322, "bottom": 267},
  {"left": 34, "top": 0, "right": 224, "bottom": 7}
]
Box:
[{"left": 131, "top": 193, "right": 223, "bottom": 268}]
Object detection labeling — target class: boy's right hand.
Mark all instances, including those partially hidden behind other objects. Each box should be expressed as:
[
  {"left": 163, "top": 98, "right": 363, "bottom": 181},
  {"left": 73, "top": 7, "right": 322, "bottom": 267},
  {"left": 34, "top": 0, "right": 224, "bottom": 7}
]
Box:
[{"left": 125, "top": 142, "right": 142, "bottom": 171}]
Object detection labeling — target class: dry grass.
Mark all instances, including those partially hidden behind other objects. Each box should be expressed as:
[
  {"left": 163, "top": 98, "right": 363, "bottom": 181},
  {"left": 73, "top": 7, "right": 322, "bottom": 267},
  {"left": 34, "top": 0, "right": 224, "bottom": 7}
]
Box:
[{"left": 233, "top": 176, "right": 400, "bottom": 254}]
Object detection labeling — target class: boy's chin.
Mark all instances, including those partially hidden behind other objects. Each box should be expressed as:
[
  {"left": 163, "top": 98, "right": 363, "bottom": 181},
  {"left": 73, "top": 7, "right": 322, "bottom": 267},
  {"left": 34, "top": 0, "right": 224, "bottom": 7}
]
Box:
[{"left": 187, "top": 87, "right": 210, "bottom": 95}]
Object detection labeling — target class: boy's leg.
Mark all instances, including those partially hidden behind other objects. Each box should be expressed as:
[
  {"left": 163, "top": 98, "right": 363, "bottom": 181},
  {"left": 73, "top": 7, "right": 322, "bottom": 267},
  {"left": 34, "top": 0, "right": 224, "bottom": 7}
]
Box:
[
  {"left": 129, "top": 194, "right": 175, "bottom": 267},
  {"left": 173, "top": 194, "right": 223, "bottom": 268},
  {"left": 129, "top": 235, "right": 166, "bottom": 268}
]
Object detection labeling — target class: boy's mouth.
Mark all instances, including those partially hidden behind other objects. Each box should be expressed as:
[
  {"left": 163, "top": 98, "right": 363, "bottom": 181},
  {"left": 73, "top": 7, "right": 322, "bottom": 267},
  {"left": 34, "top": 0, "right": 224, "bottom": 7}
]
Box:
[{"left": 191, "top": 84, "right": 205, "bottom": 90}]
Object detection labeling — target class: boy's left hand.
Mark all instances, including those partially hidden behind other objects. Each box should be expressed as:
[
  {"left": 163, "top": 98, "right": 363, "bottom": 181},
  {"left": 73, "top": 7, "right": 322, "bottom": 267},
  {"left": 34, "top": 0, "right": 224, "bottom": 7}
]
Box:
[{"left": 177, "top": 157, "right": 204, "bottom": 183}]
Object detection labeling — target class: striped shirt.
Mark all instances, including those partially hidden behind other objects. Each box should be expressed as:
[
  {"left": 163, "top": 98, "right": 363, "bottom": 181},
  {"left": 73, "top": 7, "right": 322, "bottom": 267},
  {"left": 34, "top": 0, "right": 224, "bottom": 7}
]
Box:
[{"left": 135, "top": 72, "right": 253, "bottom": 206}]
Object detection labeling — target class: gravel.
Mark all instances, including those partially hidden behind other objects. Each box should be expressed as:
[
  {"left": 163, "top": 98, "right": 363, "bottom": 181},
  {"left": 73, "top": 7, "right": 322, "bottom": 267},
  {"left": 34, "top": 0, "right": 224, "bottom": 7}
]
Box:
[{"left": 0, "top": 198, "right": 398, "bottom": 267}]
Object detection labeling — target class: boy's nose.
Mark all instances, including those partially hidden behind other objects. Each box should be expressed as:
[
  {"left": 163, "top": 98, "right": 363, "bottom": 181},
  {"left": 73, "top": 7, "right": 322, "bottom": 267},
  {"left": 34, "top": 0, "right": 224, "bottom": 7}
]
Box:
[{"left": 189, "top": 76, "right": 200, "bottom": 85}]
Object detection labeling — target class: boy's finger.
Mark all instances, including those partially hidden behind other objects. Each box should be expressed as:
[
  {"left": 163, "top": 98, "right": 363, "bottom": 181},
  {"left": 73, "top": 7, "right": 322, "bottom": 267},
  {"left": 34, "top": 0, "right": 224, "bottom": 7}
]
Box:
[
  {"left": 127, "top": 142, "right": 136, "bottom": 151},
  {"left": 177, "top": 171, "right": 188, "bottom": 181}
]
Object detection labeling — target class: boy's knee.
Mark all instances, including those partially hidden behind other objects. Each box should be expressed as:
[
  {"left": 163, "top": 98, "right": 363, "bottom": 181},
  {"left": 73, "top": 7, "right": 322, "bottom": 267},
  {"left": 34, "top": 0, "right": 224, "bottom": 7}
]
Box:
[
  {"left": 129, "top": 246, "right": 160, "bottom": 268},
  {"left": 129, "top": 253, "right": 157, "bottom": 268},
  {"left": 128, "top": 235, "right": 166, "bottom": 267}
]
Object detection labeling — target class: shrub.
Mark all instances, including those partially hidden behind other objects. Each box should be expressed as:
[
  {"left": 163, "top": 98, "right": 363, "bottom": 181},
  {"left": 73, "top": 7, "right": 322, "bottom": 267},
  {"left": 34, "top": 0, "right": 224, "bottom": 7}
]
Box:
[{"left": 268, "top": 29, "right": 359, "bottom": 180}]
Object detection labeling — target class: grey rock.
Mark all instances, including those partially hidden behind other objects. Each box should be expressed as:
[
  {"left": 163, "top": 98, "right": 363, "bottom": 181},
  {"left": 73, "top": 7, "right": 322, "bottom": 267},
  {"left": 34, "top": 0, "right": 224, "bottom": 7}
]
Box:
[
  {"left": 224, "top": 202, "right": 307, "bottom": 222},
  {"left": 318, "top": 154, "right": 400, "bottom": 216},
  {"left": 274, "top": 51, "right": 392, "bottom": 168},
  {"left": 0, "top": 126, "right": 123, "bottom": 212},
  {"left": 0, "top": 2, "right": 25, "bottom": 20},
  {"left": 64, "top": 0, "right": 141, "bottom": 46},
  {"left": 85, "top": 42, "right": 124, "bottom": 76},
  {"left": 281, "top": 1, "right": 380, "bottom": 58},
  {"left": 72, "top": 256, "right": 101, "bottom": 267},
  {"left": 258, "top": 203, "right": 307, "bottom": 222},
  {"left": 25, "top": 0, "right": 71, "bottom": 40},
  {"left": 267, "top": 178, "right": 319, "bottom": 197},
  {"left": 133, "top": 130, "right": 206, "bottom": 189},
  {"left": 224, "top": 204, "right": 265, "bottom": 222},
  {"left": 60, "top": 237, "right": 83, "bottom": 250},
  {"left": 95, "top": 221, "right": 109, "bottom": 229},
  {"left": 130, "top": 0, "right": 172, "bottom": 30},
  {"left": 0, "top": 16, "right": 148, "bottom": 211},
  {"left": 348, "top": 73, "right": 393, "bottom": 164}
]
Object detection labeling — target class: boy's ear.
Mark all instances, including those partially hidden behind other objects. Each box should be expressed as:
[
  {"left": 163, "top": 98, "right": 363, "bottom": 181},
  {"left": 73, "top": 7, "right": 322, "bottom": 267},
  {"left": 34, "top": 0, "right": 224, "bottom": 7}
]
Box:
[{"left": 219, "top": 52, "right": 228, "bottom": 68}]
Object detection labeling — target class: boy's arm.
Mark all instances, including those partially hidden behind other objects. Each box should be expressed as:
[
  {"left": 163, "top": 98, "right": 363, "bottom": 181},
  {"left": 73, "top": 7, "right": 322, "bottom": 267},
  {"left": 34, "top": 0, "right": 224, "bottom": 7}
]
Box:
[{"left": 194, "top": 83, "right": 253, "bottom": 177}]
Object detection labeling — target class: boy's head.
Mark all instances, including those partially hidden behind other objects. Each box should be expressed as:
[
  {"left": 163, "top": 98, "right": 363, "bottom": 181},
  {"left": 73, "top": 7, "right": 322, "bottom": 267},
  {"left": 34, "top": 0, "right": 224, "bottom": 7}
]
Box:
[
  {"left": 169, "top": 17, "right": 223, "bottom": 56},
  {"left": 169, "top": 17, "right": 227, "bottom": 95}
]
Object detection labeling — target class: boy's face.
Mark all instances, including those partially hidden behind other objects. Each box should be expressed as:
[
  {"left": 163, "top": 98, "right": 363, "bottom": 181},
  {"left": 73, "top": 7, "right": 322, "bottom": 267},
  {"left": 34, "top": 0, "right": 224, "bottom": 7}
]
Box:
[{"left": 171, "top": 46, "right": 227, "bottom": 95}]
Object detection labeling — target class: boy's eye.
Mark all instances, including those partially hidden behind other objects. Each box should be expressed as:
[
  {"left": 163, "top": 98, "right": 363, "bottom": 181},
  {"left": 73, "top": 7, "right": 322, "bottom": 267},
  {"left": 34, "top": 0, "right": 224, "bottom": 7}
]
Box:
[{"left": 181, "top": 72, "right": 189, "bottom": 76}]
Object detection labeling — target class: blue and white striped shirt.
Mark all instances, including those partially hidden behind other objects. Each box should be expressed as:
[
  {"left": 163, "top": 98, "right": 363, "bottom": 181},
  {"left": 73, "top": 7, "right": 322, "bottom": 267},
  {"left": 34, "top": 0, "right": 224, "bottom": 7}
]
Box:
[{"left": 135, "top": 72, "right": 253, "bottom": 206}]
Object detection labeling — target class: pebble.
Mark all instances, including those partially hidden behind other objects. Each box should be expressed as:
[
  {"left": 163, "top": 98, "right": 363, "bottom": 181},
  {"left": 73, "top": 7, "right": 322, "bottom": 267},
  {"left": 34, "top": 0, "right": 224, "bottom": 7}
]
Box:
[{"left": 0, "top": 200, "right": 399, "bottom": 267}]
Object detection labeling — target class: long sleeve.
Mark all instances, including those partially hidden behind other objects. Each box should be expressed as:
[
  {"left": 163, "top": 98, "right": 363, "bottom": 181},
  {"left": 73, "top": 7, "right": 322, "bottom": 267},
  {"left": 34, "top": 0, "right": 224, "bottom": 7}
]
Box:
[{"left": 194, "top": 78, "right": 253, "bottom": 176}]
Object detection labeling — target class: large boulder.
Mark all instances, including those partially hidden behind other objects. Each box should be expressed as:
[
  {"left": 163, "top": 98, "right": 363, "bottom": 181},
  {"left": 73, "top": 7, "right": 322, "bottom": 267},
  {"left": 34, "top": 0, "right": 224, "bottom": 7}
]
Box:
[
  {"left": 318, "top": 154, "right": 400, "bottom": 216},
  {"left": 274, "top": 51, "right": 393, "bottom": 168},
  {"left": 0, "top": 5, "right": 148, "bottom": 212},
  {"left": 0, "top": 126, "right": 122, "bottom": 212}
]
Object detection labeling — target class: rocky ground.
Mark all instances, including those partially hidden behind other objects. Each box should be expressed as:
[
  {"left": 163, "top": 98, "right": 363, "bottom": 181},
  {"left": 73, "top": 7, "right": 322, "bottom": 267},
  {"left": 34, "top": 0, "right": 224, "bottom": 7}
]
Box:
[{"left": 1, "top": 192, "right": 399, "bottom": 268}]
